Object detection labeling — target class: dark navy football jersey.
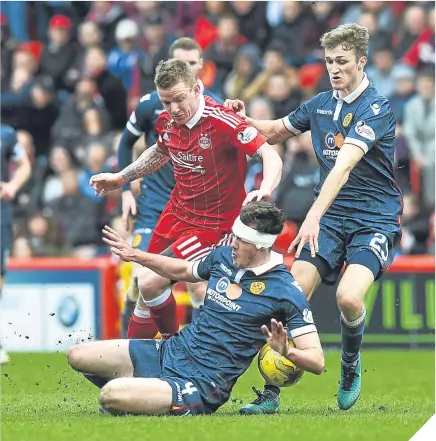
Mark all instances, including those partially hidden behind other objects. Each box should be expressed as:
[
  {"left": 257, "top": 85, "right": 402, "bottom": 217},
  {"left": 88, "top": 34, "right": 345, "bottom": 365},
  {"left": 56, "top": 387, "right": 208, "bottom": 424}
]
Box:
[
  {"left": 0, "top": 125, "right": 25, "bottom": 225},
  {"left": 175, "top": 246, "right": 316, "bottom": 391},
  {"left": 283, "top": 74, "right": 402, "bottom": 224},
  {"left": 123, "top": 85, "right": 223, "bottom": 216}
]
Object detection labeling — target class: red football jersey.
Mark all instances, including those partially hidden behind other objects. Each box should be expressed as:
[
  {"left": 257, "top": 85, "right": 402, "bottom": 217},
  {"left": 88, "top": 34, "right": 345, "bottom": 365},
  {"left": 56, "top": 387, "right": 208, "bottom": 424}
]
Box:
[{"left": 156, "top": 95, "right": 267, "bottom": 232}]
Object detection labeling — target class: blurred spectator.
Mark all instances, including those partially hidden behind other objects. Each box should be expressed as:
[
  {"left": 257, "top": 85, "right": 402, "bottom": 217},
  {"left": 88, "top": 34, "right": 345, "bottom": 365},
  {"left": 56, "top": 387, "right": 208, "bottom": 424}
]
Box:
[
  {"left": 359, "top": 11, "right": 391, "bottom": 65},
  {"left": 403, "top": 6, "right": 435, "bottom": 71},
  {"left": 12, "top": 48, "right": 37, "bottom": 75},
  {"left": 0, "top": 1, "right": 29, "bottom": 42},
  {"left": 403, "top": 69, "right": 435, "bottom": 209},
  {"left": 48, "top": 169, "right": 107, "bottom": 252},
  {"left": 271, "top": 1, "right": 317, "bottom": 66},
  {"left": 230, "top": 1, "right": 270, "bottom": 52},
  {"left": 264, "top": 72, "right": 303, "bottom": 118},
  {"left": 242, "top": 42, "right": 298, "bottom": 102},
  {"left": 340, "top": 1, "right": 395, "bottom": 36},
  {"left": 12, "top": 130, "right": 46, "bottom": 219},
  {"left": 390, "top": 64, "right": 416, "bottom": 122},
  {"left": 393, "top": 123, "right": 412, "bottom": 194},
  {"left": 0, "top": 14, "right": 18, "bottom": 90},
  {"left": 83, "top": 47, "right": 127, "bottom": 130},
  {"left": 366, "top": 44, "right": 396, "bottom": 98},
  {"left": 170, "top": 0, "right": 203, "bottom": 38},
  {"left": 275, "top": 133, "right": 320, "bottom": 227},
  {"left": 42, "top": 146, "right": 76, "bottom": 205},
  {"left": 52, "top": 77, "right": 109, "bottom": 148},
  {"left": 223, "top": 46, "right": 260, "bottom": 99},
  {"left": 26, "top": 212, "right": 65, "bottom": 257},
  {"left": 204, "top": 14, "right": 244, "bottom": 93},
  {"left": 107, "top": 19, "right": 144, "bottom": 90},
  {"left": 86, "top": 1, "right": 126, "bottom": 50},
  {"left": 78, "top": 142, "right": 110, "bottom": 202},
  {"left": 395, "top": 5, "right": 427, "bottom": 58},
  {"left": 12, "top": 237, "right": 34, "bottom": 258},
  {"left": 194, "top": 1, "right": 231, "bottom": 51},
  {"left": 400, "top": 193, "right": 431, "bottom": 255},
  {"left": 38, "top": 15, "right": 77, "bottom": 92}
]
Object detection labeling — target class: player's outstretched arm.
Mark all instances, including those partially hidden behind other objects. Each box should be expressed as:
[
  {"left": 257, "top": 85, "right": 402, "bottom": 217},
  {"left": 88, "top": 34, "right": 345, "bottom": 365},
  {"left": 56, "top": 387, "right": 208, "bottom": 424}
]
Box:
[
  {"left": 224, "top": 99, "right": 295, "bottom": 144},
  {"left": 289, "top": 143, "right": 365, "bottom": 258},
  {"left": 243, "top": 143, "right": 283, "bottom": 206},
  {"left": 262, "top": 319, "right": 324, "bottom": 375},
  {"left": 102, "top": 226, "right": 197, "bottom": 282}
]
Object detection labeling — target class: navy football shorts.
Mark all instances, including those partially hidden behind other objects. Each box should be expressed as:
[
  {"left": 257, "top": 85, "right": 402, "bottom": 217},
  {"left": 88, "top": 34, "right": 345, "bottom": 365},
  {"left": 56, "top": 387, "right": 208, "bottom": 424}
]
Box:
[
  {"left": 129, "top": 337, "right": 229, "bottom": 416},
  {"left": 0, "top": 224, "right": 12, "bottom": 277},
  {"left": 297, "top": 213, "right": 402, "bottom": 284}
]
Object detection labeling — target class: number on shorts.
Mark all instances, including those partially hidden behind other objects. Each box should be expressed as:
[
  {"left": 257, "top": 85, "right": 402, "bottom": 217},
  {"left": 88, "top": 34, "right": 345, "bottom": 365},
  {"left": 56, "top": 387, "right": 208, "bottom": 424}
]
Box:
[
  {"left": 182, "top": 382, "right": 198, "bottom": 395},
  {"left": 369, "top": 233, "right": 388, "bottom": 262}
]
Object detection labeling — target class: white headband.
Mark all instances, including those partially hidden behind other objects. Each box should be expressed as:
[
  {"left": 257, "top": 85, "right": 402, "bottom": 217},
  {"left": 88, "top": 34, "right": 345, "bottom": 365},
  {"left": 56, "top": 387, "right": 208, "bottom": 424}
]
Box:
[{"left": 232, "top": 216, "right": 278, "bottom": 249}]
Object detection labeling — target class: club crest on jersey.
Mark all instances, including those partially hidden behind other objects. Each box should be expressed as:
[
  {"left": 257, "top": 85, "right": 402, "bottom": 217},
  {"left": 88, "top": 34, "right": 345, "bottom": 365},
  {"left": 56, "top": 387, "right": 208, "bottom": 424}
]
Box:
[
  {"left": 237, "top": 127, "right": 258, "bottom": 144},
  {"left": 343, "top": 113, "right": 352, "bottom": 127},
  {"left": 250, "top": 281, "right": 265, "bottom": 295},
  {"left": 198, "top": 134, "right": 211, "bottom": 149}
]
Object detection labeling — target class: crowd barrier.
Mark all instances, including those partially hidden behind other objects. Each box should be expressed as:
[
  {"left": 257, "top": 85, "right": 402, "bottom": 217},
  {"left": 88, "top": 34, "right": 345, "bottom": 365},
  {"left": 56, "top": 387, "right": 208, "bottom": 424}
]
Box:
[{"left": 2, "top": 255, "right": 434, "bottom": 351}]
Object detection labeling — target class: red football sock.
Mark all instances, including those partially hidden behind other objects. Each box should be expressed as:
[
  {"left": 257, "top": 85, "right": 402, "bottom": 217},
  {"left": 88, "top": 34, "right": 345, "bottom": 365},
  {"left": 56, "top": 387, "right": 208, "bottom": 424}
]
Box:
[
  {"left": 127, "top": 313, "right": 159, "bottom": 339},
  {"left": 147, "top": 289, "right": 179, "bottom": 338}
]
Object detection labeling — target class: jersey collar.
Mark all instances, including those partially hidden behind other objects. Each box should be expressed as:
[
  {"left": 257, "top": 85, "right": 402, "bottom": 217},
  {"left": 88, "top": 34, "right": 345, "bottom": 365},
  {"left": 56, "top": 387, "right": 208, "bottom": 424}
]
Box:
[
  {"left": 247, "top": 251, "right": 284, "bottom": 276},
  {"left": 185, "top": 93, "right": 205, "bottom": 129},
  {"left": 332, "top": 73, "right": 370, "bottom": 104}
]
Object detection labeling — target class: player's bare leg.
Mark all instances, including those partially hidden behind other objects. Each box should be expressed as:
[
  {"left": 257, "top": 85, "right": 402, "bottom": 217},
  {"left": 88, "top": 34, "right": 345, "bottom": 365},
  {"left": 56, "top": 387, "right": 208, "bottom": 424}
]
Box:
[
  {"left": 99, "top": 377, "right": 173, "bottom": 415},
  {"left": 240, "top": 260, "right": 322, "bottom": 414},
  {"left": 67, "top": 340, "right": 134, "bottom": 382},
  {"left": 336, "top": 264, "right": 374, "bottom": 410},
  {"left": 186, "top": 281, "right": 207, "bottom": 320}
]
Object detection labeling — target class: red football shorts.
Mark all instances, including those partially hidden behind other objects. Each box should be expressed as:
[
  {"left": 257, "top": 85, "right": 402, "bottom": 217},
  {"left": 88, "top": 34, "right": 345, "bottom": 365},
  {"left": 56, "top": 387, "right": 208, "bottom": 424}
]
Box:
[{"left": 147, "top": 205, "right": 233, "bottom": 261}]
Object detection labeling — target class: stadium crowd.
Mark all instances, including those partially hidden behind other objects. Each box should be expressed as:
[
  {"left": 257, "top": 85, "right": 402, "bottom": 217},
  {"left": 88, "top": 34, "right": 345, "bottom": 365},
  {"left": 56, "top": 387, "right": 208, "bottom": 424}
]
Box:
[{"left": 1, "top": 0, "right": 434, "bottom": 259}]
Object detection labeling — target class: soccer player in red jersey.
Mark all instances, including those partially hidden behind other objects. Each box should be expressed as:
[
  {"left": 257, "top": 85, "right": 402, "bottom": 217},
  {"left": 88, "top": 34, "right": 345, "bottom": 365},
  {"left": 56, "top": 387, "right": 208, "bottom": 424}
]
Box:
[{"left": 90, "top": 59, "right": 283, "bottom": 340}]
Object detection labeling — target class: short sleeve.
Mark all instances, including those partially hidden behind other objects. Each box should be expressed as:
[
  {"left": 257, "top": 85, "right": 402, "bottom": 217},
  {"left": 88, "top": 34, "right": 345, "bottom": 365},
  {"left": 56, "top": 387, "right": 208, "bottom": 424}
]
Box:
[
  {"left": 283, "top": 101, "right": 311, "bottom": 135},
  {"left": 344, "top": 101, "right": 393, "bottom": 154},
  {"left": 126, "top": 93, "right": 154, "bottom": 137},
  {"left": 230, "top": 121, "right": 268, "bottom": 156},
  {"left": 283, "top": 282, "right": 317, "bottom": 339},
  {"left": 192, "top": 250, "right": 216, "bottom": 281}
]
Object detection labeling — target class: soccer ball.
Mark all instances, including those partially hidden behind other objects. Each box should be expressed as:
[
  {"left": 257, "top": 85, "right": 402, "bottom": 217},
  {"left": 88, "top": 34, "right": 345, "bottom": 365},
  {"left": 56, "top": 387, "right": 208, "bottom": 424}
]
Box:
[{"left": 258, "top": 340, "right": 305, "bottom": 387}]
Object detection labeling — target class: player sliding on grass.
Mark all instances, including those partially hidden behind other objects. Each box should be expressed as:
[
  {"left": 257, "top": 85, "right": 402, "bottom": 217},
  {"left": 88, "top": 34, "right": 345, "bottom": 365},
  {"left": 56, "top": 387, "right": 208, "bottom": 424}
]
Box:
[
  {"left": 90, "top": 59, "right": 282, "bottom": 342},
  {"left": 225, "top": 24, "right": 402, "bottom": 413},
  {"left": 67, "top": 201, "right": 324, "bottom": 416}
]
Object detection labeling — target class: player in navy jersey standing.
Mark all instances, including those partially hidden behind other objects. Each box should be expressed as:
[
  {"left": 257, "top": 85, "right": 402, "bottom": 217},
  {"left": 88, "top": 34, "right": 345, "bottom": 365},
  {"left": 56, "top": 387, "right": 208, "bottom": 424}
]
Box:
[
  {"left": 67, "top": 201, "right": 324, "bottom": 416},
  {"left": 91, "top": 59, "right": 282, "bottom": 344},
  {"left": 0, "top": 125, "right": 31, "bottom": 364},
  {"left": 118, "top": 38, "right": 223, "bottom": 339},
  {"left": 226, "top": 24, "right": 402, "bottom": 413}
]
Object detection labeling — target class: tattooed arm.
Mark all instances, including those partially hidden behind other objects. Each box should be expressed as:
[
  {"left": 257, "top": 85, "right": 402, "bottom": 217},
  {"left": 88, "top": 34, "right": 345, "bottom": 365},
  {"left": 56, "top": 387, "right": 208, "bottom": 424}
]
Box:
[
  {"left": 121, "top": 144, "right": 170, "bottom": 183},
  {"left": 89, "top": 144, "right": 170, "bottom": 195}
]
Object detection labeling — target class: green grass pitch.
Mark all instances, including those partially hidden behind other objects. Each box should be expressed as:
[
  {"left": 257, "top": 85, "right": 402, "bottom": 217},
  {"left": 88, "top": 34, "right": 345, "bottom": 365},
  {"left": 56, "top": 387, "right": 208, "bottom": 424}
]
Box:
[{"left": 1, "top": 350, "right": 434, "bottom": 441}]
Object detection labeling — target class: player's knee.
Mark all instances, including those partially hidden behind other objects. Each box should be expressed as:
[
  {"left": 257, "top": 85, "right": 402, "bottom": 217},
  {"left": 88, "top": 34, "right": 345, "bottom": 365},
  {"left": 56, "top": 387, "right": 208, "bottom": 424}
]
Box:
[
  {"left": 336, "top": 291, "right": 363, "bottom": 315},
  {"left": 99, "top": 379, "right": 126, "bottom": 411},
  {"left": 138, "top": 272, "right": 169, "bottom": 301},
  {"left": 67, "top": 345, "right": 84, "bottom": 371}
]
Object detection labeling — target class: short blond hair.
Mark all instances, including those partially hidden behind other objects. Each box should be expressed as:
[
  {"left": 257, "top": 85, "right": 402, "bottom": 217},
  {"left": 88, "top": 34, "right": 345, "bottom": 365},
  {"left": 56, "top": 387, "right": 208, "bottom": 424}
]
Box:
[
  {"left": 154, "top": 59, "right": 197, "bottom": 90},
  {"left": 320, "top": 24, "right": 369, "bottom": 60},
  {"left": 169, "top": 37, "right": 202, "bottom": 58}
]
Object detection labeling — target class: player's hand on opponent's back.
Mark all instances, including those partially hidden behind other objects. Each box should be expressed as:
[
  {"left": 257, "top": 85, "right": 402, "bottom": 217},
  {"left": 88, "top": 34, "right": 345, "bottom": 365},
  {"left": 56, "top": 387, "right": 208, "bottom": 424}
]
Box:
[
  {"left": 89, "top": 172, "right": 125, "bottom": 197},
  {"left": 223, "top": 99, "right": 247, "bottom": 119},
  {"left": 288, "top": 214, "right": 320, "bottom": 258},
  {"left": 261, "top": 319, "right": 289, "bottom": 357},
  {"left": 121, "top": 190, "right": 137, "bottom": 231},
  {"left": 102, "top": 225, "right": 136, "bottom": 262}
]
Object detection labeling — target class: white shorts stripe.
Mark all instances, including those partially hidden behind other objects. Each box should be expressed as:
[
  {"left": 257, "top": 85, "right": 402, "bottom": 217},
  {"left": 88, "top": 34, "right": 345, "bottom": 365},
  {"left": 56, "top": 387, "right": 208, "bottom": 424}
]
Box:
[
  {"left": 180, "top": 242, "right": 202, "bottom": 256},
  {"left": 186, "top": 250, "right": 212, "bottom": 262},
  {"left": 176, "top": 236, "right": 198, "bottom": 250},
  {"left": 187, "top": 246, "right": 214, "bottom": 261}
]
